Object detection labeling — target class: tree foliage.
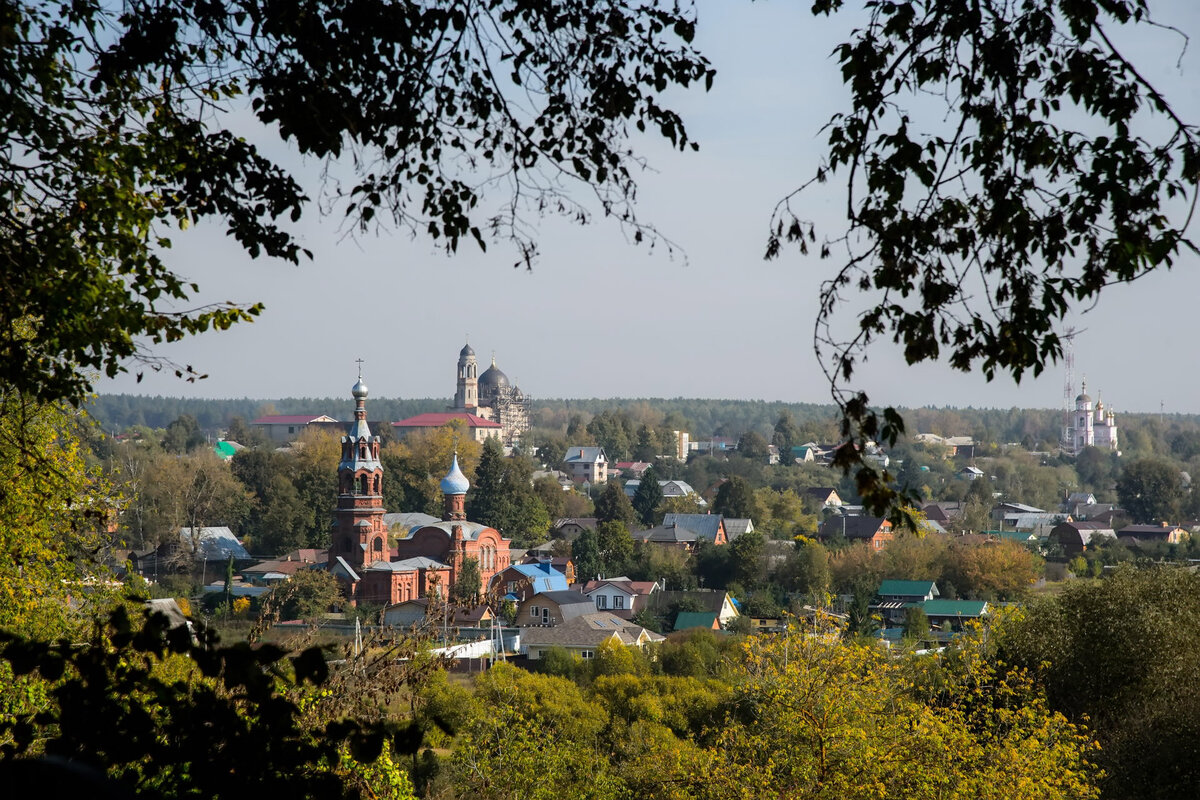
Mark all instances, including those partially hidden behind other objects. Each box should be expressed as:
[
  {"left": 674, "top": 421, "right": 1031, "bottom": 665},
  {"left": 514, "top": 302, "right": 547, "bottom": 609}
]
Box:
[
  {"left": 1116, "top": 457, "right": 1182, "bottom": 523},
  {"left": 772, "top": 0, "right": 1200, "bottom": 517},
  {"left": 4, "top": 0, "right": 712, "bottom": 405}
]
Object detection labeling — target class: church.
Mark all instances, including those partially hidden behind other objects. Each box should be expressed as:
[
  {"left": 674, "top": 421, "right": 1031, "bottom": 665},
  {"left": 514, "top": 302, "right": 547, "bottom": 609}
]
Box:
[
  {"left": 450, "top": 341, "right": 530, "bottom": 446},
  {"left": 1068, "top": 380, "right": 1119, "bottom": 454},
  {"left": 327, "top": 374, "right": 511, "bottom": 606}
]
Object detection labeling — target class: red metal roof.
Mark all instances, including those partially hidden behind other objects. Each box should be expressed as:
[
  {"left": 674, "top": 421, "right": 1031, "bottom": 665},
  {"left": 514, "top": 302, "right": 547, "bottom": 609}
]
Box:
[
  {"left": 392, "top": 412, "right": 501, "bottom": 428},
  {"left": 252, "top": 414, "right": 336, "bottom": 425}
]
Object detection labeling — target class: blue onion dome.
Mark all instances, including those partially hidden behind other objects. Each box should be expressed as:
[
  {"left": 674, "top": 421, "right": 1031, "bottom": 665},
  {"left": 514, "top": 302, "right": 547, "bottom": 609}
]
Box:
[
  {"left": 352, "top": 377, "right": 369, "bottom": 399},
  {"left": 440, "top": 453, "right": 470, "bottom": 495}
]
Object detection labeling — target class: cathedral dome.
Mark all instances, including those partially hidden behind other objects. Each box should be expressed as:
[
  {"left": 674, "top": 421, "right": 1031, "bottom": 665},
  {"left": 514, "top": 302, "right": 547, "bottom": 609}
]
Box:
[
  {"left": 460, "top": 342, "right": 475, "bottom": 358},
  {"left": 479, "top": 360, "right": 510, "bottom": 393},
  {"left": 352, "top": 377, "right": 369, "bottom": 399},
  {"left": 440, "top": 453, "right": 470, "bottom": 495}
]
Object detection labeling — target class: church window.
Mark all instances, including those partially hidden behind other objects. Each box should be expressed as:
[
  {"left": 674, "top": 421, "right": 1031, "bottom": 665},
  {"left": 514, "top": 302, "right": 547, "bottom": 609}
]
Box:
[
  {"left": 373, "top": 537, "right": 383, "bottom": 552},
  {"left": 359, "top": 475, "right": 369, "bottom": 495},
  {"left": 373, "top": 475, "right": 381, "bottom": 494}
]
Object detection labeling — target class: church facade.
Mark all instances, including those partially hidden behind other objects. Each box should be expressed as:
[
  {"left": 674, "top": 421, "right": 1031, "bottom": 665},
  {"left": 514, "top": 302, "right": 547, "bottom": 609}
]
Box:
[
  {"left": 327, "top": 375, "right": 511, "bottom": 606},
  {"left": 450, "top": 341, "right": 530, "bottom": 446},
  {"left": 1068, "top": 380, "right": 1119, "bottom": 454}
]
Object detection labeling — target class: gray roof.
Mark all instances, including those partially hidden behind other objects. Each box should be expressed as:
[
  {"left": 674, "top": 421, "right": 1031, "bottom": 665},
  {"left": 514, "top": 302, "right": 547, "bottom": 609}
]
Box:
[
  {"left": 563, "top": 446, "right": 606, "bottom": 464},
  {"left": 179, "top": 527, "right": 250, "bottom": 560},
  {"left": 400, "top": 520, "right": 490, "bottom": 541},
  {"left": 638, "top": 523, "right": 701, "bottom": 544},
  {"left": 661, "top": 513, "right": 723, "bottom": 541},
  {"left": 522, "top": 612, "right": 661, "bottom": 648},
  {"left": 383, "top": 512, "right": 441, "bottom": 533},
  {"left": 365, "top": 557, "right": 448, "bottom": 572},
  {"left": 723, "top": 518, "right": 754, "bottom": 540}
]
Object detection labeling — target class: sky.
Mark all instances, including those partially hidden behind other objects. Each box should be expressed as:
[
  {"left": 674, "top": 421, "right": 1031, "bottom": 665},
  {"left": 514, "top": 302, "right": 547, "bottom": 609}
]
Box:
[{"left": 96, "top": 2, "right": 1200, "bottom": 415}]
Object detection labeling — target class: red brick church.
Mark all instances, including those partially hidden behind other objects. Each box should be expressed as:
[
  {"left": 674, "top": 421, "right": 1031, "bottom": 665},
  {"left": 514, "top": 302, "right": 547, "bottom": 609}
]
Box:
[{"left": 327, "top": 374, "right": 509, "bottom": 606}]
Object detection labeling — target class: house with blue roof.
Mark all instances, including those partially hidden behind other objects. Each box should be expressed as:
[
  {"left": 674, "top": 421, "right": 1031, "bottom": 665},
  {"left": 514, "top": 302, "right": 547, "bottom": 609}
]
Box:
[{"left": 489, "top": 561, "right": 569, "bottom": 602}]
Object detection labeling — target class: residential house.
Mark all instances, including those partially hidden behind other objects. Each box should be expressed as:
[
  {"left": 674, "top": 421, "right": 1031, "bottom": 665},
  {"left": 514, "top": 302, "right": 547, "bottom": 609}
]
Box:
[
  {"left": 613, "top": 461, "right": 652, "bottom": 478},
  {"left": 578, "top": 577, "right": 661, "bottom": 619},
  {"left": 516, "top": 590, "right": 596, "bottom": 626},
  {"left": 624, "top": 479, "right": 705, "bottom": 505},
  {"left": 562, "top": 446, "right": 608, "bottom": 483},
  {"left": 673, "top": 611, "right": 721, "bottom": 632},
  {"left": 922, "top": 501, "right": 966, "bottom": 527},
  {"left": 518, "top": 555, "right": 576, "bottom": 585},
  {"left": 391, "top": 412, "right": 502, "bottom": 443},
  {"left": 1070, "top": 503, "right": 1121, "bottom": 522},
  {"left": 1047, "top": 521, "right": 1115, "bottom": 556},
  {"left": 522, "top": 612, "right": 664, "bottom": 660},
  {"left": 382, "top": 597, "right": 495, "bottom": 629},
  {"left": 872, "top": 579, "right": 940, "bottom": 625},
  {"left": 957, "top": 465, "right": 985, "bottom": 481},
  {"left": 1117, "top": 524, "right": 1189, "bottom": 549},
  {"left": 818, "top": 515, "right": 894, "bottom": 551},
  {"left": 660, "top": 513, "right": 727, "bottom": 545},
  {"left": 724, "top": 518, "right": 754, "bottom": 542},
  {"left": 552, "top": 517, "right": 597, "bottom": 541},
  {"left": 489, "top": 561, "right": 569, "bottom": 602},
  {"left": 992, "top": 502, "right": 1046, "bottom": 523},
  {"left": 923, "top": 599, "right": 989, "bottom": 631},
  {"left": 633, "top": 522, "right": 704, "bottom": 550},
  {"left": 175, "top": 527, "right": 251, "bottom": 565},
  {"left": 251, "top": 413, "right": 339, "bottom": 443},
  {"left": 649, "top": 590, "right": 740, "bottom": 627},
  {"left": 805, "top": 487, "right": 843, "bottom": 508},
  {"left": 1007, "top": 512, "right": 1067, "bottom": 539}
]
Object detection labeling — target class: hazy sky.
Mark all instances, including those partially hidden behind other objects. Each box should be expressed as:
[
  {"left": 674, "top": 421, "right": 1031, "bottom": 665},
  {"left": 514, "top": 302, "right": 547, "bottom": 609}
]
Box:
[{"left": 97, "top": 2, "right": 1200, "bottom": 415}]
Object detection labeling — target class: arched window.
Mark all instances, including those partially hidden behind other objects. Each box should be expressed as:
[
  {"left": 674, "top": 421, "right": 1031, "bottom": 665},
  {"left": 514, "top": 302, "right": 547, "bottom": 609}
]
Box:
[
  {"left": 342, "top": 536, "right": 351, "bottom": 552},
  {"left": 359, "top": 475, "right": 369, "bottom": 495},
  {"left": 373, "top": 475, "right": 381, "bottom": 494},
  {"left": 373, "top": 537, "right": 383, "bottom": 552}
]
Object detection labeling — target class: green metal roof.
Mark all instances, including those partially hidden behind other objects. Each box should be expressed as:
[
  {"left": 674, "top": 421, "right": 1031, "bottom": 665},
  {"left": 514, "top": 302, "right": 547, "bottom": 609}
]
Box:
[
  {"left": 877, "top": 580, "right": 937, "bottom": 598},
  {"left": 922, "top": 599, "right": 988, "bottom": 617},
  {"left": 673, "top": 611, "right": 720, "bottom": 631},
  {"left": 213, "top": 441, "right": 237, "bottom": 459}
]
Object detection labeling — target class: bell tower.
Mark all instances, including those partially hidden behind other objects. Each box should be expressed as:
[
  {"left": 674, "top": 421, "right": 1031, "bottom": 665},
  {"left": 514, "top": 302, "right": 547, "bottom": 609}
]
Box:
[
  {"left": 330, "top": 369, "right": 386, "bottom": 572},
  {"left": 453, "top": 340, "right": 478, "bottom": 410}
]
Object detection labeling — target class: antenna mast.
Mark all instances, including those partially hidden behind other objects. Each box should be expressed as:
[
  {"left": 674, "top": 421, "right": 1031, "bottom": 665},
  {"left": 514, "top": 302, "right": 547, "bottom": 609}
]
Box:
[{"left": 1059, "top": 328, "right": 1077, "bottom": 457}]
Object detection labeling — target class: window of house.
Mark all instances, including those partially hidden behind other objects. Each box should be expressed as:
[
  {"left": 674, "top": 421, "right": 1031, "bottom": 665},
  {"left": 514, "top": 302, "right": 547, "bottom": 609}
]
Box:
[
  {"left": 614, "top": 595, "right": 625, "bottom": 609},
  {"left": 530, "top": 606, "right": 539, "bottom": 618},
  {"left": 595, "top": 596, "right": 607, "bottom": 610},
  {"left": 580, "top": 650, "right": 594, "bottom": 660},
  {"left": 507, "top": 581, "right": 517, "bottom": 594}
]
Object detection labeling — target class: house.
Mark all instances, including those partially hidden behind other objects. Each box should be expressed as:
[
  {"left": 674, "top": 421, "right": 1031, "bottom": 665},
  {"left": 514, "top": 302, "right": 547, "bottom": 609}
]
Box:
[
  {"left": 922, "top": 599, "right": 989, "bottom": 631},
  {"left": 391, "top": 412, "right": 502, "bottom": 443},
  {"left": 724, "top": 518, "right": 754, "bottom": 542},
  {"left": 521, "top": 612, "right": 664, "bottom": 660},
  {"left": 213, "top": 440, "right": 242, "bottom": 461},
  {"left": 357, "top": 557, "right": 452, "bottom": 606},
  {"left": 649, "top": 590, "right": 740, "bottom": 627},
  {"left": 489, "top": 561, "right": 569, "bottom": 602},
  {"left": 578, "top": 578, "right": 661, "bottom": 619},
  {"left": 877, "top": 580, "right": 939, "bottom": 603},
  {"left": 957, "top": 465, "right": 985, "bottom": 481},
  {"left": 516, "top": 590, "right": 596, "bottom": 626},
  {"left": 561, "top": 446, "right": 608, "bottom": 483},
  {"left": 623, "top": 479, "right": 705, "bottom": 505},
  {"left": 922, "top": 501, "right": 966, "bottom": 525},
  {"left": 805, "top": 487, "right": 843, "bottom": 508},
  {"left": 673, "top": 611, "right": 721, "bottom": 632},
  {"left": 382, "top": 597, "right": 495, "bottom": 629},
  {"left": 660, "top": 513, "right": 727, "bottom": 545},
  {"left": 1047, "top": 521, "right": 1115, "bottom": 555},
  {"left": 613, "top": 461, "right": 653, "bottom": 478},
  {"left": 1070, "top": 503, "right": 1120, "bottom": 522},
  {"left": 251, "top": 414, "right": 340, "bottom": 443},
  {"left": 817, "top": 515, "right": 894, "bottom": 550},
  {"left": 633, "top": 523, "right": 704, "bottom": 550},
  {"left": 1117, "top": 524, "right": 1189, "bottom": 548},
  {"left": 552, "top": 517, "right": 597, "bottom": 541},
  {"left": 991, "top": 502, "right": 1046, "bottom": 523},
  {"left": 177, "top": 527, "right": 251, "bottom": 562},
  {"left": 1063, "top": 492, "right": 1097, "bottom": 512},
  {"left": 1007, "top": 512, "right": 1067, "bottom": 538},
  {"left": 518, "top": 555, "right": 576, "bottom": 585}
]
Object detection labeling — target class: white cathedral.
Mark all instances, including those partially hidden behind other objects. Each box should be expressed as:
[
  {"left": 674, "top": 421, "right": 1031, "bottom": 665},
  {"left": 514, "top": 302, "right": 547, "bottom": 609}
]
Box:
[
  {"left": 1068, "top": 380, "right": 1118, "bottom": 454},
  {"left": 450, "top": 341, "right": 530, "bottom": 446}
]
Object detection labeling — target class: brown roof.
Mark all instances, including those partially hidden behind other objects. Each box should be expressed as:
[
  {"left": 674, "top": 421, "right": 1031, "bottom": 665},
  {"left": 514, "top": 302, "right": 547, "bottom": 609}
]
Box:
[{"left": 521, "top": 612, "right": 661, "bottom": 648}]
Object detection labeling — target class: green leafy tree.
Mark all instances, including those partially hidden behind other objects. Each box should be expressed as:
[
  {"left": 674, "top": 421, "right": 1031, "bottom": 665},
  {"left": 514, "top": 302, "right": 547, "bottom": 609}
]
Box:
[
  {"left": 768, "top": 0, "right": 1200, "bottom": 519},
  {"left": 712, "top": 476, "right": 760, "bottom": 520},
  {"left": 596, "top": 521, "right": 634, "bottom": 577},
  {"left": 1116, "top": 458, "right": 1183, "bottom": 523},
  {"left": 998, "top": 567, "right": 1200, "bottom": 800},
  {"left": 594, "top": 480, "right": 637, "bottom": 529},
  {"left": 467, "top": 439, "right": 550, "bottom": 544},
  {"left": 3, "top": 0, "right": 711, "bottom": 406},
  {"left": 451, "top": 558, "right": 482, "bottom": 605},
  {"left": 631, "top": 466, "right": 664, "bottom": 528},
  {"left": 772, "top": 412, "right": 802, "bottom": 462},
  {"left": 571, "top": 529, "right": 602, "bottom": 583},
  {"left": 163, "top": 414, "right": 207, "bottom": 453},
  {"left": 735, "top": 430, "right": 770, "bottom": 461}
]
